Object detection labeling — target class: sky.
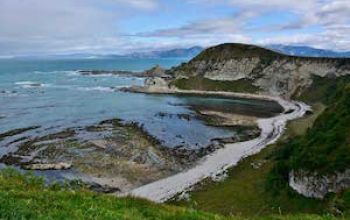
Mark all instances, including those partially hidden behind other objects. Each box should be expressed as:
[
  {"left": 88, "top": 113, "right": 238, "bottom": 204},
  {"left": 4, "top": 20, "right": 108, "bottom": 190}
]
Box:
[{"left": 0, "top": 0, "right": 349, "bottom": 56}]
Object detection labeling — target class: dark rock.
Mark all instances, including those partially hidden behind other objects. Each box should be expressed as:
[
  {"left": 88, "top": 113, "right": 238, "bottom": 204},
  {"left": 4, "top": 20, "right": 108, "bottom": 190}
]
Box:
[{"left": 88, "top": 182, "right": 121, "bottom": 193}]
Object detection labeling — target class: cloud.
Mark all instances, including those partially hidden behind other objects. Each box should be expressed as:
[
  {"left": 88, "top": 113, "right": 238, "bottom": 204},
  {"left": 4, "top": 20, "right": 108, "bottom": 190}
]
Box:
[
  {"left": 0, "top": 0, "right": 349, "bottom": 55},
  {"left": 139, "top": 0, "right": 350, "bottom": 51},
  {"left": 0, "top": 0, "right": 158, "bottom": 55},
  {"left": 117, "top": 0, "right": 158, "bottom": 10}
]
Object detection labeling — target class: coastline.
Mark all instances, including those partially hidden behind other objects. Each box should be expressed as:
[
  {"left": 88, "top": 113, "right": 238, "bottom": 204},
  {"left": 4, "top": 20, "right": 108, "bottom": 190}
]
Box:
[{"left": 124, "top": 87, "right": 310, "bottom": 202}]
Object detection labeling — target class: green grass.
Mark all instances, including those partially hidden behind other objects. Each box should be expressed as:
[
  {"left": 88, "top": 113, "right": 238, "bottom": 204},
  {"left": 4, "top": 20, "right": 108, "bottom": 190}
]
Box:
[
  {"left": 170, "top": 86, "right": 350, "bottom": 218},
  {"left": 0, "top": 168, "right": 343, "bottom": 220},
  {"left": 286, "top": 102, "right": 326, "bottom": 137},
  {"left": 296, "top": 75, "right": 350, "bottom": 105},
  {"left": 191, "top": 43, "right": 282, "bottom": 62},
  {"left": 170, "top": 139, "right": 328, "bottom": 217},
  {"left": 271, "top": 84, "right": 350, "bottom": 176},
  {"left": 0, "top": 168, "right": 226, "bottom": 220},
  {"left": 171, "top": 76, "right": 259, "bottom": 93}
]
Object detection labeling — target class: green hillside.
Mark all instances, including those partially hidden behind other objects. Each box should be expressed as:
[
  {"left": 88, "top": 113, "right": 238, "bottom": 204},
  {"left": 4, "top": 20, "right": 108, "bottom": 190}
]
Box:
[
  {"left": 171, "top": 77, "right": 350, "bottom": 218},
  {"left": 0, "top": 168, "right": 341, "bottom": 220},
  {"left": 269, "top": 82, "right": 350, "bottom": 186},
  {"left": 192, "top": 43, "right": 282, "bottom": 62}
]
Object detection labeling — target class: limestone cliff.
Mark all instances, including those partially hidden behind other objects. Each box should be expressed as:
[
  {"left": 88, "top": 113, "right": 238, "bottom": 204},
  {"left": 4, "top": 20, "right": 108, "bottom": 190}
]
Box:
[{"left": 168, "top": 43, "right": 350, "bottom": 98}]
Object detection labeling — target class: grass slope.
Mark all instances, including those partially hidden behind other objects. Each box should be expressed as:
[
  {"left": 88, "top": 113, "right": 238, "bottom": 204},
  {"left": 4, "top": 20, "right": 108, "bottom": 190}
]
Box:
[
  {"left": 0, "top": 168, "right": 224, "bottom": 220},
  {"left": 192, "top": 43, "right": 282, "bottom": 62},
  {"left": 171, "top": 76, "right": 259, "bottom": 93},
  {"left": 0, "top": 168, "right": 342, "bottom": 220},
  {"left": 269, "top": 82, "right": 350, "bottom": 185},
  {"left": 171, "top": 76, "right": 350, "bottom": 218}
]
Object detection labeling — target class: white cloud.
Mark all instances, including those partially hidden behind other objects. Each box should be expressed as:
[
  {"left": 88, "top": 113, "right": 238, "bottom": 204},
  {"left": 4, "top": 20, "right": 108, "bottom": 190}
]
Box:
[
  {"left": 0, "top": 0, "right": 158, "bottom": 55},
  {"left": 0, "top": 0, "right": 349, "bottom": 55},
  {"left": 117, "top": 0, "right": 158, "bottom": 10},
  {"left": 155, "top": 0, "right": 350, "bottom": 51}
]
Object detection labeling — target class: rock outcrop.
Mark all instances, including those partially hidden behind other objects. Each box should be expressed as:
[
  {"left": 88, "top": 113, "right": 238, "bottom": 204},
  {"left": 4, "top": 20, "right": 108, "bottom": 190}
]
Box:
[
  {"left": 143, "top": 65, "right": 167, "bottom": 77},
  {"left": 168, "top": 43, "right": 350, "bottom": 98},
  {"left": 289, "top": 170, "right": 350, "bottom": 199}
]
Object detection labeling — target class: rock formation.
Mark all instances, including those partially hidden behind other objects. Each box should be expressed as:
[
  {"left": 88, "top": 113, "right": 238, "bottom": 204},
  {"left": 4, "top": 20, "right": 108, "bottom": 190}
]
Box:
[
  {"left": 168, "top": 43, "right": 350, "bottom": 98},
  {"left": 289, "top": 170, "right": 350, "bottom": 199}
]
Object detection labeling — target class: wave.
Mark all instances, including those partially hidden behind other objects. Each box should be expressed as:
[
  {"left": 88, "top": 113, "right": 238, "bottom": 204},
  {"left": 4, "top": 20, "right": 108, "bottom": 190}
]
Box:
[
  {"left": 15, "top": 81, "right": 50, "bottom": 88},
  {"left": 14, "top": 81, "right": 129, "bottom": 92},
  {"left": 31, "top": 70, "right": 80, "bottom": 77},
  {"left": 66, "top": 71, "right": 80, "bottom": 76},
  {"left": 76, "top": 86, "right": 116, "bottom": 92}
]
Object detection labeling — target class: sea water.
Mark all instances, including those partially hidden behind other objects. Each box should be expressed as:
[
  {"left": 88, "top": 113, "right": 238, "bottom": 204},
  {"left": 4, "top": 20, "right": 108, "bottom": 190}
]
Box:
[{"left": 0, "top": 57, "right": 281, "bottom": 156}]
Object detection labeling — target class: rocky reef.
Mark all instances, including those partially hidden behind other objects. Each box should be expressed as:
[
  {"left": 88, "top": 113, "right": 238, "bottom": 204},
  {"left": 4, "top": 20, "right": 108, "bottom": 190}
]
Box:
[{"left": 0, "top": 113, "right": 258, "bottom": 193}]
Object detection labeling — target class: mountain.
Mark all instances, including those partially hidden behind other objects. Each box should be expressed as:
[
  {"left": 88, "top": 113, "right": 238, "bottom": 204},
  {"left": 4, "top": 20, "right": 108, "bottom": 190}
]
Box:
[
  {"left": 168, "top": 43, "right": 350, "bottom": 98},
  {"left": 129, "top": 46, "right": 204, "bottom": 58},
  {"left": 268, "top": 44, "right": 350, "bottom": 58}
]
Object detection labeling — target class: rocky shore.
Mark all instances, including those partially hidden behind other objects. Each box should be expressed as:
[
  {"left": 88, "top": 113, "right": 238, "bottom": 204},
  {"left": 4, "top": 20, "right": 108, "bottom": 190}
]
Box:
[
  {"left": 128, "top": 91, "right": 310, "bottom": 202},
  {"left": 0, "top": 109, "right": 258, "bottom": 193},
  {"left": 78, "top": 64, "right": 170, "bottom": 78}
]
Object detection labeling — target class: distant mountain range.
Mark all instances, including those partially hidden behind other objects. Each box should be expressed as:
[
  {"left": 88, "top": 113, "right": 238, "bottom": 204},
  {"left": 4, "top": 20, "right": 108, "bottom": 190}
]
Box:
[
  {"left": 7, "top": 46, "right": 204, "bottom": 60},
  {"left": 127, "top": 46, "right": 204, "bottom": 58},
  {"left": 267, "top": 44, "right": 350, "bottom": 58},
  {"left": 6, "top": 44, "right": 349, "bottom": 60}
]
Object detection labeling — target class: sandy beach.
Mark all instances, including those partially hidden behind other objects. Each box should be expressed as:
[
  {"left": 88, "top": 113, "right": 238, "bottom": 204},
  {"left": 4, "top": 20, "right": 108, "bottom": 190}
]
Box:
[{"left": 125, "top": 88, "right": 310, "bottom": 202}]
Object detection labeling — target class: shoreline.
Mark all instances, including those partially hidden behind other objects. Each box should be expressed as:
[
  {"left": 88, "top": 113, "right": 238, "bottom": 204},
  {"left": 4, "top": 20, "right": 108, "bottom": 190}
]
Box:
[
  {"left": 125, "top": 88, "right": 310, "bottom": 202},
  {"left": 122, "top": 85, "right": 290, "bottom": 107}
]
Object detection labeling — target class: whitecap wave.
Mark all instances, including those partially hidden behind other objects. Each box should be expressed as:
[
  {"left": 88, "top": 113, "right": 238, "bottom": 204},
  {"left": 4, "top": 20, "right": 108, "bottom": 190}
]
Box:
[
  {"left": 76, "top": 86, "right": 116, "bottom": 92},
  {"left": 15, "top": 81, "right": 50, "bottom": 88},
  {"left": 66, "top": 71, "right": 80, "bottom": 76},
  {"left": 15, "top": 81, "right": 38, "bottom": 85}
]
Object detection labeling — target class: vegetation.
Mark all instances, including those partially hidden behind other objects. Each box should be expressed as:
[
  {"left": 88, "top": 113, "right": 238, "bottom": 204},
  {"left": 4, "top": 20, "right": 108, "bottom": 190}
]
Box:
[
  {"left": 171, "top": 78, "right": 350, "bottom": 218},
  {"left": 171, "top": 135, "right": 328, "bottom": 217},
  {"left": 296, "top": 75, "right": 350, "bottom": 105},
  {"left": 0, "top": 168, "right": 342, "bottom": 220},
  {"left": 286, "top": 103, "right": 325, "bottom": 137},
  {"left": 171, "top": 76, "right": 259, "bottom": 93},
  {"left": 0, "top": 168, "right": 225, "bottom": 220},
  {"left": 192, "top": 43, "right": 283, "bottom": 62},
  {"left": 268, "top": 82, "right": 350, "bottom": 195}
]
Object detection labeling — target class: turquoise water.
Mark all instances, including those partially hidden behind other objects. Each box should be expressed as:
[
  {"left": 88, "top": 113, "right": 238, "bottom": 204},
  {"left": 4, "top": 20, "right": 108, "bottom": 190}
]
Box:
[{"left": 0, "top": 57, "right": 280, "bottom": 156}]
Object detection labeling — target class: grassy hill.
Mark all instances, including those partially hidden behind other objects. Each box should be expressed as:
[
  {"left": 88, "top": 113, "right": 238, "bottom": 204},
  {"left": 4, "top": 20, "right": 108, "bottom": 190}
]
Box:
[
  {"left": 192, "top": 43, "right": 282, "bottom": 62},
  {"left": 268, "top": 81, "right": 350, "bottom": 187},
  {"left": 169, "top": 43, "right": 350, "bottom": 98},
  {"left": 191, "top": 43, "right": 349, "bottom": 62}
]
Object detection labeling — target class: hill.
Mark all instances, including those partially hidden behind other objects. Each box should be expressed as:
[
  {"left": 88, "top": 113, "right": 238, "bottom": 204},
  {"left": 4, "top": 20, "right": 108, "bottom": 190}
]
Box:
[
  {"left": 269, "top": 81, "right": 350, "bottom": 199},
  {"left": 169, "top": 43, "right": 350, "bottom": 98},
  {"left": 161, "top": 43, "right": 350, "bottom": 216}
]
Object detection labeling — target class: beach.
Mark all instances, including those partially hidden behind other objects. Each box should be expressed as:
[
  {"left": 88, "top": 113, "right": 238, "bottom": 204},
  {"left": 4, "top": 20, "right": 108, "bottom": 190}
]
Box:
[{"left": 127, "top": 89, "right": 310, "bottom": 202}]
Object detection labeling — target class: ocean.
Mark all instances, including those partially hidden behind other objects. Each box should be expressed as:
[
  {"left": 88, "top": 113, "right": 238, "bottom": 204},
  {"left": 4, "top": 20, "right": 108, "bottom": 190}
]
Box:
[{"left": 0, "top": 57, "right": 281, "bottom": 157}]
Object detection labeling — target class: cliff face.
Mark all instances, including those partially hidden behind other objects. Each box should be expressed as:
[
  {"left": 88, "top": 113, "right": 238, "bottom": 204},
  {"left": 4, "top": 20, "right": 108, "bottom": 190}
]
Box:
[{"left": 169, "top": 43, "right": 350, "bottom": 98}]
